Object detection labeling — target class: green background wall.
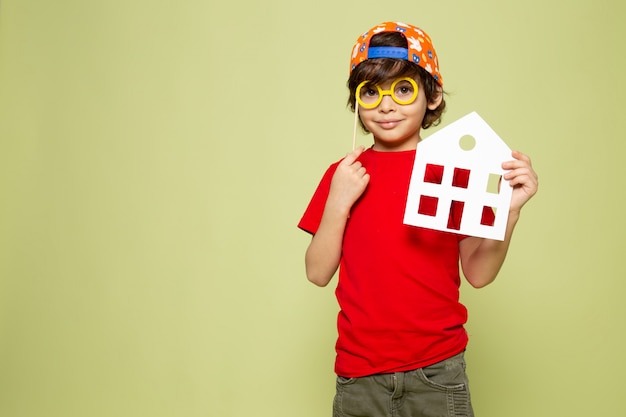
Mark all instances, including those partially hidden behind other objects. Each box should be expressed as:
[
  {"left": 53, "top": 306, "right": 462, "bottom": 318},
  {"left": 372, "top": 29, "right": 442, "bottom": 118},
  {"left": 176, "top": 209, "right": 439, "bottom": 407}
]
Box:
[{"left": 1, "top": 1, "right": 624, "bottom": 416}]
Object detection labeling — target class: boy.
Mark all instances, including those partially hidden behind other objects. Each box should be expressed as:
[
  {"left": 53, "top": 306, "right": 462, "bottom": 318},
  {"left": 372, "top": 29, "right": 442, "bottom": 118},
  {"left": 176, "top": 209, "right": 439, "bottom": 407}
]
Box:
[{"left": 298, "top": 22, "right": 538, "bottom": 417}]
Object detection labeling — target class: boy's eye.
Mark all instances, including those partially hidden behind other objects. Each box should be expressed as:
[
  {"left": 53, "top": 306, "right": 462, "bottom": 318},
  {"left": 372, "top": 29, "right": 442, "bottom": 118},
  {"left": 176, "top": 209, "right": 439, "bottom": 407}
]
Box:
[
  {"left": 395, "top": 82, "right": 415, "bottom": 97},
  {"left": 364, "top": 88, "right": 378, "bottom": 97}
]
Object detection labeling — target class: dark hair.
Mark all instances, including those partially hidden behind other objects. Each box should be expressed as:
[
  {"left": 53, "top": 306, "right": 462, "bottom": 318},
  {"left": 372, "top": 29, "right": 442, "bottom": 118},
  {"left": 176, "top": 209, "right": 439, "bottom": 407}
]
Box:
[{"left": 347, "top": 32, "right": 446, "bottom": 130}]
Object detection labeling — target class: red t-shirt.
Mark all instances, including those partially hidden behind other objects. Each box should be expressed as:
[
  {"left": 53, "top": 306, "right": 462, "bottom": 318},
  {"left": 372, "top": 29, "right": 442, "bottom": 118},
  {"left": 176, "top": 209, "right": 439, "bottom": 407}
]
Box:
[{"left": 299, "top": 148, "right": 493, "bottom": 378}]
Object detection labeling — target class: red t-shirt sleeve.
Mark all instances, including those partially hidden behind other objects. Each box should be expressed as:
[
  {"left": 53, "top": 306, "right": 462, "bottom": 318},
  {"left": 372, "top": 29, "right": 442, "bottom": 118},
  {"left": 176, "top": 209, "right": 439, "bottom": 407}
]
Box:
[{"left": 298, "top": 163, "right": 339, "bottom": 235}]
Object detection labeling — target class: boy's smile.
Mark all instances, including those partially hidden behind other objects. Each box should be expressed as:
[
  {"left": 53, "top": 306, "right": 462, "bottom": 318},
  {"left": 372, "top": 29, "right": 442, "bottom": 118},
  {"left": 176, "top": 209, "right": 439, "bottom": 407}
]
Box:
[{"left": 376, "top": 118, "right": 403, "bottom": 129}]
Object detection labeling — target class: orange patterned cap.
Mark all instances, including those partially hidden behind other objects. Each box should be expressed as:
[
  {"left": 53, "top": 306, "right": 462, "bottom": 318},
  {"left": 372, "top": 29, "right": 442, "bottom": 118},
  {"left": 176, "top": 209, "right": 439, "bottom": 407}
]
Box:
[{"left": 349, "top": 21, "right": 443, "bottom": 86}]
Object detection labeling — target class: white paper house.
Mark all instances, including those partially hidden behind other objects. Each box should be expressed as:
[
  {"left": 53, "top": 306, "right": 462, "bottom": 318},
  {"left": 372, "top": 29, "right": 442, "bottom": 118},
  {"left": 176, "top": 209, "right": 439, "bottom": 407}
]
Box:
[{"left": 403, "top": 112, "right": 513, "bottom": 240}]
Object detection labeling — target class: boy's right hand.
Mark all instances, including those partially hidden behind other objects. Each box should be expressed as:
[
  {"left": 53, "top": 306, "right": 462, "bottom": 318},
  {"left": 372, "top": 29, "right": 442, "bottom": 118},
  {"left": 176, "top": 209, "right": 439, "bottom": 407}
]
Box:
[
  {"left": 305, "top": 146, "right": 369, "bottom": 286},
  {"left": 327, "top": 146, "right": 370, "bottom": 213}
]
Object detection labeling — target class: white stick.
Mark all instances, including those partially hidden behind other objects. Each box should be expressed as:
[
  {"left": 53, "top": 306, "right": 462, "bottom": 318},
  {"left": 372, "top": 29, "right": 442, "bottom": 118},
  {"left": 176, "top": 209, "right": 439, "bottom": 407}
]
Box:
[{"left": 352, "top": 102, "right": 359, "bottom": 151}]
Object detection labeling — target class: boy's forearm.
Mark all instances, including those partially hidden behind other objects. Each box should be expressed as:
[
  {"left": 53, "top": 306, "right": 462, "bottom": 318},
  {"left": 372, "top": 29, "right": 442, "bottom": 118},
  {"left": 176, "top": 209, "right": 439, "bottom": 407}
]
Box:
[
  {"left": 460, "top": 212, "right": 521, "bottom": 288},
  {"left": 304, "top": 205, "right": 350, "bottom": 287}
]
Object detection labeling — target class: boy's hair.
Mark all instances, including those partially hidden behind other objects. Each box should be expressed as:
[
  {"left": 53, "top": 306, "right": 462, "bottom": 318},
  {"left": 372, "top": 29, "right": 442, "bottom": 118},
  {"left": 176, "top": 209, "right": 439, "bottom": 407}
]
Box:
[{"left": 347, "top": 32, "right": 446, "bottom": 130}]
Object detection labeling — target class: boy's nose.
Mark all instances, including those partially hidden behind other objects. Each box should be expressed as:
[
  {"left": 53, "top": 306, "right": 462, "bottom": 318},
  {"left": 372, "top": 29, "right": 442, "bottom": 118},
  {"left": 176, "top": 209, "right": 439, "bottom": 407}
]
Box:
[{"left": 378, "top": 94, "right": 396, "bottom": 112}]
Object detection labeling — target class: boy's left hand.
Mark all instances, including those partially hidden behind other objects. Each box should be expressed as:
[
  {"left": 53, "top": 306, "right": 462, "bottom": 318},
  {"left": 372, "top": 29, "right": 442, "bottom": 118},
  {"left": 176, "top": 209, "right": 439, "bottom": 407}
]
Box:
[{"left": 502, "top": 150, "right": 538, "bottom": 214}]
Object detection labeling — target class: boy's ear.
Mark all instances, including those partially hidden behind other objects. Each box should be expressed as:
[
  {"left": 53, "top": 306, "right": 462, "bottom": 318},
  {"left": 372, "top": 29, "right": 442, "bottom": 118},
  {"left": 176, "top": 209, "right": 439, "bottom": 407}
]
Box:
[{"left": 427, "top": 86, "right": 443, "bottom": 110}]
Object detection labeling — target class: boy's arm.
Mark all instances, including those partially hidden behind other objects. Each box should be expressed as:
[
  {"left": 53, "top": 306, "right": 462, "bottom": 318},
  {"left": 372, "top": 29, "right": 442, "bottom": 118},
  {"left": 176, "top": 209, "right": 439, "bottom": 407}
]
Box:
[
  {"left": 459, "top": 150, "right": 538, "bottom": 288},
  {"left": 305, "top": 147, "right": 370, "bottom": 287}
]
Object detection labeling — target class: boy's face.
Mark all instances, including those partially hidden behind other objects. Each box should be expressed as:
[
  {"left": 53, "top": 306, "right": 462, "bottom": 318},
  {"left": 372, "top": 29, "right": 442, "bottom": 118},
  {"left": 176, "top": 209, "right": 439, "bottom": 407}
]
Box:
[{"left": 358, "top": 77, "right": 442, "bottom": 151}]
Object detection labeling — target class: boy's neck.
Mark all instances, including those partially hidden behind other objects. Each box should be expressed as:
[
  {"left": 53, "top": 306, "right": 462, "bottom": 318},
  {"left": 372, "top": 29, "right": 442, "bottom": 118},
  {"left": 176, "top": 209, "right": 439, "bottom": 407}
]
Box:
[{"left": 371, "top": 137, "right": 422, "bottom": 152}]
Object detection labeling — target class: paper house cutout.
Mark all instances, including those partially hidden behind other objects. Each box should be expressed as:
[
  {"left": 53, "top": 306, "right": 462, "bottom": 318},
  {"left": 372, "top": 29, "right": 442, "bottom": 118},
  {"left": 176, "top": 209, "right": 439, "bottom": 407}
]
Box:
[{"left": 403, "top": 112, "right": 512, "bottom": 240}]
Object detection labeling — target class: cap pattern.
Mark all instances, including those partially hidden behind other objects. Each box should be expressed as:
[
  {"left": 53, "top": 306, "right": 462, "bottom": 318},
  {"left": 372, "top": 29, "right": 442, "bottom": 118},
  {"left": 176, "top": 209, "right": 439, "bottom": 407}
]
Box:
[{"left": 350, "top": 21, "right": 443, "bottom": 86}]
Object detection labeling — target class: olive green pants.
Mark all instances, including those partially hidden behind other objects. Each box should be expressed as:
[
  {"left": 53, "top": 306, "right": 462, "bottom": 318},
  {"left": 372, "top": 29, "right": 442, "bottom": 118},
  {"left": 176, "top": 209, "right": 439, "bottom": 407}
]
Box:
[{"left": 333, "top": 352, "right": 473, "bottom": 417}]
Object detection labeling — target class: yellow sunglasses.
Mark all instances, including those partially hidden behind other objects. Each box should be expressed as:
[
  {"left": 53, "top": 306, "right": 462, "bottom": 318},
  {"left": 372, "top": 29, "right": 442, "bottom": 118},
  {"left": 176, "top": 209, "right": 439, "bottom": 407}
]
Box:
[{"left": 355, "top": 77, "right": 419, "bottom": 109}]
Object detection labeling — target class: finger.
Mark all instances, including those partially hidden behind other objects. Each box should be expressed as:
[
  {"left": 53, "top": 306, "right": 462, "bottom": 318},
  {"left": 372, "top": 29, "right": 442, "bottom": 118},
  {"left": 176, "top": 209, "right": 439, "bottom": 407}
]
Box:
[
  {"left": 502, "top": 161, "right": 539, "bottom": 180},
  {"left": 505, "top": 161, "right": 538, "bottom": 178},
  {"left": 511, "top": 150, "right": 532, "bottom": 163},
  {"left": 507, "top": 173, "right": 531, "bottom": 187},
  {"left": 341, "top": 146, "right": 366, "bottom": 166},
  {"left": 507, "top": 171, "right": 539, "bottom": 191},
  {"left": 503, "top": 150, "right": 531, "bottom": 167},
  {"left": 504, "top": 168, "right": 537, "bottom": 183}
]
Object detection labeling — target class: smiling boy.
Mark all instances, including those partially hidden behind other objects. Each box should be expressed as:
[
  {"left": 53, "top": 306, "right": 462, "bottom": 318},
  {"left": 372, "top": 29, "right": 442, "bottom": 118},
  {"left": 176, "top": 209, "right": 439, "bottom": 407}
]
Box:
[{"left": 298, "top": 22, "right": 538, "bottom": 417}]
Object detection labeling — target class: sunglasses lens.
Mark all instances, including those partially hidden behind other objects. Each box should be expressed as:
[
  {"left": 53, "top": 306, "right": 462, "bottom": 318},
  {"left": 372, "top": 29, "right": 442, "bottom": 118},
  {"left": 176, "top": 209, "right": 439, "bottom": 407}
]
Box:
[
  {"left": 391, "top": 78, "right": 417, "bottom": 105},
  {"left": 356, "top": 82, "right": 381, "bottom": 109}
]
